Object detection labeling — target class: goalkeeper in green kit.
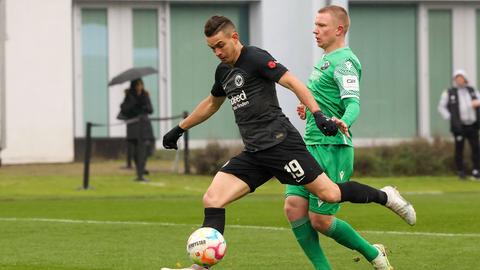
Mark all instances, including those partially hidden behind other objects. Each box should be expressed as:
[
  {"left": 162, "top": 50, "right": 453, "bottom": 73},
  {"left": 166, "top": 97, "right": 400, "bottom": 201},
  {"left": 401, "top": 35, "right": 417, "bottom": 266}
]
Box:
[{"left": 284, "top": 5, "right": 397, "bottom": 270}]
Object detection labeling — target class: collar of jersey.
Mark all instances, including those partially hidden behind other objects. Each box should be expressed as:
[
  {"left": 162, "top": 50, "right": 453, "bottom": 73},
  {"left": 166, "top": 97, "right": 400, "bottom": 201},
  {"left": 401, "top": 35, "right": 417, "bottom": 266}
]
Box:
[
  {"left": 323, "top": 46, "right": 351, "bottom": 58},
  {"left": 233, "top": 46, "right": 249, "bottom": 67}
]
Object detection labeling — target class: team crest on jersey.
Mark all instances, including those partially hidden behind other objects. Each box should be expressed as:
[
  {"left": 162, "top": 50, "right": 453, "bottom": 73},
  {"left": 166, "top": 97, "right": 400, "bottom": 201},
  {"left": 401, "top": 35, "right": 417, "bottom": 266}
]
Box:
[
  {"left": 345, "top": 61, "right": 353, "bottom": 70},
  {"left": 234, "top": 74, "right": 244, "bottom": 88},
  {"left": 268, "top": 60, "right": 277, "bottom": 69},
  {"left": 320, "top": 61, "right": 330, "bottom": 70}
]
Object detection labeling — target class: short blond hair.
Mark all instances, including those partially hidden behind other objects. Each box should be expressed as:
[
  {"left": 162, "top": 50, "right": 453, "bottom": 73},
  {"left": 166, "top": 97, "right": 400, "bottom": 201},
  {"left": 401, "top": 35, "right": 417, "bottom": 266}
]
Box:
[{"left": 318, "top": 5, "right": 350, "bottom": 34}]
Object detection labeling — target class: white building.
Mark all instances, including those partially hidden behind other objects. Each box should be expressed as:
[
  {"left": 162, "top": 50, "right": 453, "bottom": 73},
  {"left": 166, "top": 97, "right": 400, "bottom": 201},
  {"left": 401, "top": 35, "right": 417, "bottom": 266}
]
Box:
[{"left": 1, "top": 0, "right": 479, "bottom": 164}]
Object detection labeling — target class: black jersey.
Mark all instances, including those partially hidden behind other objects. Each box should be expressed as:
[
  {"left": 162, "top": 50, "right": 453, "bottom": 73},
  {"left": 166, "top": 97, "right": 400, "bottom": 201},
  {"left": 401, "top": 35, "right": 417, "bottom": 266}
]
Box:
[{"left": 211, "top": 46, "right": 298, "bottom": 152}]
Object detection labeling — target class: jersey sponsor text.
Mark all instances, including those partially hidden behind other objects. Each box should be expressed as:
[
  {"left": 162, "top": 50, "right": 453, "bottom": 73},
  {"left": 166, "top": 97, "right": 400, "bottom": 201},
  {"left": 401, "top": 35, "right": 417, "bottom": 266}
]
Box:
[
  {"left": 229, "top": 90, "right": 250, "bottom": 110},
  {"left": 342, "top": 75, "right": 359, "bottom": 91}
]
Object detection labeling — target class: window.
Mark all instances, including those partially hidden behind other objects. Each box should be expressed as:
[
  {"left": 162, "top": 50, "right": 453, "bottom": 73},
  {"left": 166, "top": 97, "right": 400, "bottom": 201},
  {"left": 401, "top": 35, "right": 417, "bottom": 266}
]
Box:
[
  {"left": 133, "top": 9, "right": 160, "bottom": 138},
  {"left": 73, "top": 3, "right": 249, "bottom": 142},
  {"left": 81, "top": 9, "right": 109, "bottom": 137}
]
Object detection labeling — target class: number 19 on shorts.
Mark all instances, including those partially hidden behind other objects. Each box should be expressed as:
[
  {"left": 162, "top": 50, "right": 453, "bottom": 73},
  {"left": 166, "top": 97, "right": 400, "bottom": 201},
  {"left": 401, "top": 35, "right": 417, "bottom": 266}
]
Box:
[{"left": 284, "top": 159, "right": 305, "bottom": 182}]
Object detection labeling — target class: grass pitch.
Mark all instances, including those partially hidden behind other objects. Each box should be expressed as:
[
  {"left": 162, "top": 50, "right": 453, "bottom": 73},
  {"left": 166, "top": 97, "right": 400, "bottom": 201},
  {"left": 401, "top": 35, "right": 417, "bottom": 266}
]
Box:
[{"left": 0, "top": 160, "right": 479, "bottom": 269}]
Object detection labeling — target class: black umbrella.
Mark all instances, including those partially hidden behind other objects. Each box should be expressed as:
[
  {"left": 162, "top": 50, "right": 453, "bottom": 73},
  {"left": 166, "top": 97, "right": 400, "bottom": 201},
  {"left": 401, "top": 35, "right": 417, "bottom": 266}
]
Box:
[{"left": 108, "top": 66, "right": 158, "bottom": 86}]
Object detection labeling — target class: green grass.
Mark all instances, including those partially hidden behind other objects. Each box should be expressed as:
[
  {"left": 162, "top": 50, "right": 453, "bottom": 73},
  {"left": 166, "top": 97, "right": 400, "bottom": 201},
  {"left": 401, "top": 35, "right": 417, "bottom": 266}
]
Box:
[{"left": 0, "top": 161, "right": 479, "bottom": 269}]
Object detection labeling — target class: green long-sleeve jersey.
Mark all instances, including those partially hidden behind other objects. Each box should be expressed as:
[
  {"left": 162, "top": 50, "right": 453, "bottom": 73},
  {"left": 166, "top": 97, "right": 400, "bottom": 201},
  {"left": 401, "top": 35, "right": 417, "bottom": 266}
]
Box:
[{"left": 304, "top": 47, "right": 362, "bottom": 146}]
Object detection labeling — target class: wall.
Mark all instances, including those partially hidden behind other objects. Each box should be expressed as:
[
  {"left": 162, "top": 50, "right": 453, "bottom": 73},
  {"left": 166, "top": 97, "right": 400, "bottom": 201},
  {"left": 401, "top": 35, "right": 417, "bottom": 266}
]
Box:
[
  {"left": 0, "top": 0, "right": 5, "bottom": 154},
  {"left": 349, "top": 4, "right": 418, "bottom": 139},
  {"left": 428, "top": 9, "right": 452, "bottom": 137},
  {"left": 250, "top": 0, "right": 328, "bottom": 133},
  {"left": 1, "top": 0, "right": 74, "bottom": 164},
  {"left": 169, "top": 4, "right": 248, "bottom": 141}
]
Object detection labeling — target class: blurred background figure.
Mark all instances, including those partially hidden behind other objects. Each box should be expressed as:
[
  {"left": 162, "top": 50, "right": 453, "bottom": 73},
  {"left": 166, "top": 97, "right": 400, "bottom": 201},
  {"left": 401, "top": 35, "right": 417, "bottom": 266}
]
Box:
[
  {"left": 120, "top": 79, "right": 155, "bottom": 182},
  {"left": 438, "top": 69, "right": 480, "bottom": 180}
]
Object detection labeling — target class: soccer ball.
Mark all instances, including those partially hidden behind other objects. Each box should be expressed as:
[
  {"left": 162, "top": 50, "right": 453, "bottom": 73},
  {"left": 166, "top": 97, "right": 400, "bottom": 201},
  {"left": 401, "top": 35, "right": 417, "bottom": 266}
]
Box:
[{"left": 186, "top": 227, "right": 227, "bottom": 267}]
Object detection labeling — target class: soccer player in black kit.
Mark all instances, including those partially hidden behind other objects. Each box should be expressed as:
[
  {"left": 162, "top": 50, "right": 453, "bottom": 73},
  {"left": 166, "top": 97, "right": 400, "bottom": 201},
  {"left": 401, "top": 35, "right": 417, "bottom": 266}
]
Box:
[{"left": 161, "top": 15, "right": 416, "bottom": 270}]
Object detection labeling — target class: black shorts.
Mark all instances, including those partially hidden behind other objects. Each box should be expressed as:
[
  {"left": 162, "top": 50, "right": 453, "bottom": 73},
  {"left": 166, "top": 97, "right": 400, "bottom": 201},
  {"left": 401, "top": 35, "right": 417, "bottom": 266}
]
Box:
[{"left": 219, "top": 131, "right": 324, "bottom": 192}]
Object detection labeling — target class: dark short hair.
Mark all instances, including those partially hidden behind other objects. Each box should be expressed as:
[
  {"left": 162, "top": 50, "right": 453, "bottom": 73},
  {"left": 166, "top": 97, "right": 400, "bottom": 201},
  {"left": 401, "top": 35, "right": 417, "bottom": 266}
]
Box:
[{"left": 204, "top": 15, "right": 236, "bottom": 37}]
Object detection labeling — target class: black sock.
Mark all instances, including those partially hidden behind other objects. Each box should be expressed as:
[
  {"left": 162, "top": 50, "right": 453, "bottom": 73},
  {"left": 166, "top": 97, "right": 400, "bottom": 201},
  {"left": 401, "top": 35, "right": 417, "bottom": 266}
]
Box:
[
  {"left": 338, "top": 181, "right": 387, "bottom": 205},
  {"left": 202, "top": 208, "right": 226, "bottom": 234}
]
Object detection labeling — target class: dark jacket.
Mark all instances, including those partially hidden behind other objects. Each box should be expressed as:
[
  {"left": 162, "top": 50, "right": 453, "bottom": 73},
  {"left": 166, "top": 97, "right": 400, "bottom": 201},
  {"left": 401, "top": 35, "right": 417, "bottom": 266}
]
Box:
[
  {"left": 447, "top": 86, "right": 480, "bottom": 133},
  {"left": 120, "top": 89, "right": 154, "bottom": 140}
]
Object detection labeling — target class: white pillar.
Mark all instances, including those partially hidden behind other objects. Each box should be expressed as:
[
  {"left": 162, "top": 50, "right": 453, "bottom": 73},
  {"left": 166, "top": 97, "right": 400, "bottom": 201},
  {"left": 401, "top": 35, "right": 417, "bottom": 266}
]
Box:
[
  {"left": 159, "top": 2, "right": 170, "bottom": 139},
  {"left": 0, "top": 0, "right": 6, "bottom": 150},
  {"left": 418, "top": 4, "right": 430, "bottom": 138},
  {"left": 253, "top": 0, "right": 329, "bottom": 133},
  {"left": 73, "top": 5, "right": 84, "bottom": 137},
  {"left": 452, "top": 6, "right": 477, "bottom": 88},
  {"left": 108, "top": 6, "right": 133, "bottom": 137}
]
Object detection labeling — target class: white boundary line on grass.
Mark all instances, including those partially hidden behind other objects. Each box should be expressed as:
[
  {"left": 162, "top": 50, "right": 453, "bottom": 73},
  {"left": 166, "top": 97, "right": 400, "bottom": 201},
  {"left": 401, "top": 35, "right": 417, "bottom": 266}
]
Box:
[
  {"left": 1, "top": 217, "right": 480, "bottom": 238},
  {"left": 403, "top": 191, "right": 443, "bottom": 195}
]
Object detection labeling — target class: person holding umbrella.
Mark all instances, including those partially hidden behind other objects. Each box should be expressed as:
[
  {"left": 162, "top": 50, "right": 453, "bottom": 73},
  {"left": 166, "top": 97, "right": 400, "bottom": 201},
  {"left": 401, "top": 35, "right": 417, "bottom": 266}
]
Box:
[{"left": 110, "top": 67, "right": 157, "bottom": 182}]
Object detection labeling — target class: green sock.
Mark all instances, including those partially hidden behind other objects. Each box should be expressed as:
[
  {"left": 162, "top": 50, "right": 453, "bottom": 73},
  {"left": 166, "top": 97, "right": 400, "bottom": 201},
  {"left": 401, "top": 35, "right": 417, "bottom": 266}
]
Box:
[
  {"left": 324, "top": 217, "right": 379, "bottom": 262},
  {"left": 291, "top": 217, "right": 332, "bottom": 270}
]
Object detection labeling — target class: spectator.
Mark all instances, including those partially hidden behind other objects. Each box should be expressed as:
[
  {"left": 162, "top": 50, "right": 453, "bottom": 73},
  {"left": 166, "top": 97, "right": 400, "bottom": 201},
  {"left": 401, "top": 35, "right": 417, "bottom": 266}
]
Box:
[
  {"left": 438, "top": 69, "right": 480, "bottom": 180},
  {"left": 120, "top": 78, "right": 155, "bottom": 181}
]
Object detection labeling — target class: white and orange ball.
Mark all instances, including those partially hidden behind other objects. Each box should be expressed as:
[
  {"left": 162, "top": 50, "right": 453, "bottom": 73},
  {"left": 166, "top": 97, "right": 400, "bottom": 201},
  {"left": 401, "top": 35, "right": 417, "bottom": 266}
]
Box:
[{"left": 186, "top": 227, "right": 227, "bottom": 267}]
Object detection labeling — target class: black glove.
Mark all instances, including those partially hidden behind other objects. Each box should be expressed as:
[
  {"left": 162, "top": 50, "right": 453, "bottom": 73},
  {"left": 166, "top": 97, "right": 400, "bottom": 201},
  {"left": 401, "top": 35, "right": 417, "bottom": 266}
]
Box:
[
  {"left": 163, "top": 125, "right": 185, "bottom": 150},
  {"left": 313, "top": 111, "right": 338, "bottom": 136}
]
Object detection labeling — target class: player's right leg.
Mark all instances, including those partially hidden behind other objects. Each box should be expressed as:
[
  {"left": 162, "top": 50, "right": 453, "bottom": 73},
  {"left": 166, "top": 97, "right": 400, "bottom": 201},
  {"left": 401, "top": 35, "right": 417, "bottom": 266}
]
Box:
[
  {"left": 371, "top": 244, "right": 393, "bottom": 270},
  {"left": 310, "top": 213, "right": 392, "bottom": 269},
  {"left": 268, "top": 132, "right": 415, "bottom": 225},
  {"left": 284, "top": 192, "right": 393, "bottom": 270},
  {"left": 162, "top": 153, "right": 272, "bottom": 270},
  {"left": 201, "top": 151, "right": 272, "bottom": 234},
  {"left": 305, "top": 144, "right": 389, "bottom": 269},
  {"left": 304, "top": 174, "right": 416, "bottom": 225},
  {"left": 201, "top": 171, "right": 251, "bottom": 234},
  {"left": 161, "top": 172, "right": 251, "bottom": 270},
  {"left": 284, "top": 193, "right": 332, "bottom": 270}
]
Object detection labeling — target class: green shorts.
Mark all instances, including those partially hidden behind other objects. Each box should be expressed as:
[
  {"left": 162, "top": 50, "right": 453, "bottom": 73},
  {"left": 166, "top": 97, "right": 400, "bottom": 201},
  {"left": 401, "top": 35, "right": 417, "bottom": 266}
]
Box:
[{"left": 285, "top": 144, "right": 353, "bottom": 215}]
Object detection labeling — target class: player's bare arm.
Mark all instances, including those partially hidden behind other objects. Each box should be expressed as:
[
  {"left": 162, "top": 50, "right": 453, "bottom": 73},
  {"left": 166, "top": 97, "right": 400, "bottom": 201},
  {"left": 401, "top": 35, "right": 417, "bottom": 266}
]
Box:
[
  {"left": 297, "top": 101, "right": 349, "bottom": 137},
  {"left": 179, "top": 94, "right": 225, "bottom": 130},
  {"left": 163, "top": 94, "right": 225, "bottom": 149},
  {"left": 278, "top": 71, "right": 348, "bottom": 136},
  {"left": 278, "top": 71, "right": 321, "bottom": 114},
  {"left": 330, "top": 117, "right": 349, "bottom": 138},
  {"left": 278, "top": 73, "right": 334, "bottom": 134},
  {"left": 278, "top": 72, "right": 349, "bottom": 136}
]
